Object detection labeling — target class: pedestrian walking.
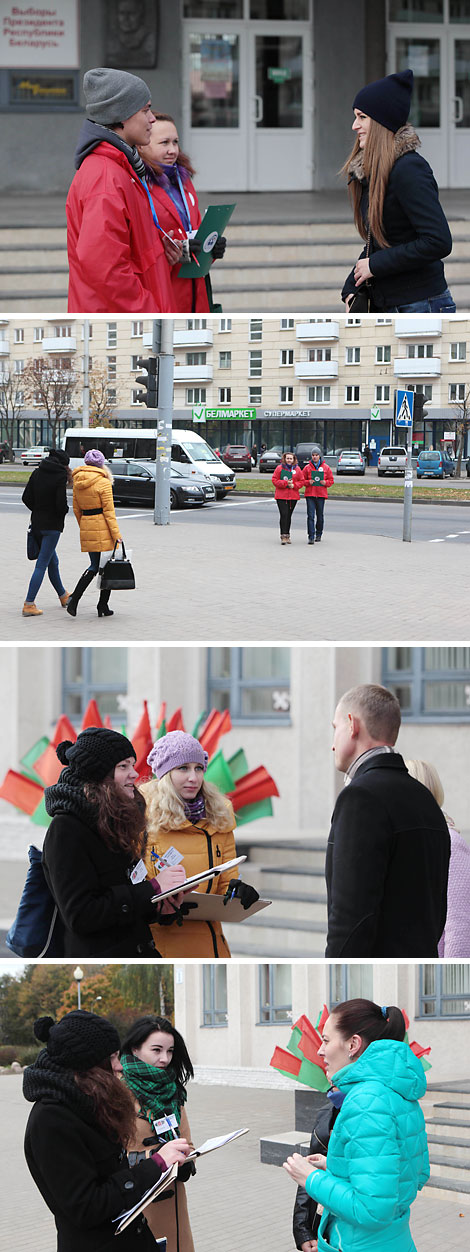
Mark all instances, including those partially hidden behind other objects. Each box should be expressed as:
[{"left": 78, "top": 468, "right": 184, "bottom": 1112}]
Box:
[
  {"left": 66, "top": 449, "right": 121, "bottom": 618},
  {"left": 251, "top": 443, "right": 258, "bottom": 467},
  {"left": 42, "top": 728, "right": 186, "bottom": 957},
  {"left": 23, "top": 1010, "right": 190, "bottom": 1252},
  {"left": 66, "top": 68, "right": 173, "bottom": 312},
  {"left": 138, "top": 113, "right": 226, "bottom": 313},
  {"left": 121, "top": 1016, "right": 196, "bottom": 1252},
  {"left": 21, "top": 447, "right": 71, "bottom": 617},
  {"left": 141, "top": 731, "right": 259, "bottom": 957},
  {"left": 302, "top": 451, "right": 334, "bottom": 545},
  {"left": 293, "top": 1095, "right": 340, "bottom": 1252},
  {"left": 326, "top": 684, "right": 450, "bottom": 957},
  {"left": 405, "top": 759, "right": 470, "bottom": 958},
  {"left": 272, "top": 452, "right": 304, "bottom": 544},
  {"left": 341, "top": 70, "right": 454, "bottom": 313},
  {"left": 283, "top": 998, "right": 429, "bottom": 1252}
]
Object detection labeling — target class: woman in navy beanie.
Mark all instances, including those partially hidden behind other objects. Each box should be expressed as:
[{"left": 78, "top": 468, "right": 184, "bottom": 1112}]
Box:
[{"left": 341, "top": 69, "right": 455, "bottom": 312}]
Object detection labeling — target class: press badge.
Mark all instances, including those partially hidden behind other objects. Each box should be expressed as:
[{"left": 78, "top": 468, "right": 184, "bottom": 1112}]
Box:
[
  {"left": 154, "top": 1114, "right": 179, "bottom": 1135},
  {"left": 130, "top": 859, "right": 148, "bottom": 884},
  {"left": 160, "top": 846, "right": 184, "bottom": 868}
]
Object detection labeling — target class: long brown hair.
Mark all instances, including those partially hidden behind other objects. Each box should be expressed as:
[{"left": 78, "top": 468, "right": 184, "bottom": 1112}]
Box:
[
  {"left": 281, "top": 452, "right": 298, "bottom": 466},
  {"left": 341, "top": 119, "right": 396, "bottom": 249},
  {"left": 75, "top": 1057, "right": 137, "bottom": 1146},
  {"left": 146, "top": 112, "right": 195, "bottom": 178},
  {"left": 84, "top": 779, "right": 146, "bottom": 858}
]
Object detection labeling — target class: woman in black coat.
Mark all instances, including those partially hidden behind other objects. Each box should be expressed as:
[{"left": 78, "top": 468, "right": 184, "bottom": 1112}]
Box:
[
  {"left": 341, "top": 69, "right": 454, "bottom": 313},
  {"left": 23, "top": 1010, "right": 191, "bottom": 1252},
  {"left": 22, "top": 447, "right": 71, "bottom": 617},
  {"left": 42, "top": 727, "right": 187, "bottom": 958},
  {"left": 292, "top": 1097, "right": 341, "bottom": 1251}
]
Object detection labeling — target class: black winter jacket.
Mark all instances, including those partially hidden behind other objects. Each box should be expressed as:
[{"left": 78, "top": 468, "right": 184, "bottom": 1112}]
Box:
[
  {"left": 23, "top": 1051, "right": 163, "bottom": 1252},
  {"left": 341, "top": 126, "right": 452, "bottom": 308},
  {"left": 325, "top": 752, "right": 450, "bottom": 958},
  {"left": 22, "top": 457, "right": 69, "bottom": 532},
  {"left": 42, "top": 771, "right": 162, "bottom": 957},
  {"left": 292, "top": 1100, "right": 339, "bottom": 1249}
]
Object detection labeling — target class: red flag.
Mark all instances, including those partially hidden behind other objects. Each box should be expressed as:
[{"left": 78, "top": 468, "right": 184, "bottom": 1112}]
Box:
[
  {"left": 132, "top": 701, "right": 154, "bottom": 781},
  {"left": 34, "top": 714, "right": 78, "bottom": 786},
  {"left": 269, "top": 1046, "right": 301, "bottom": 1078},
  {"left": 104, "top": 715, "right": 113, "bottom": 729},
  {"left": 199, "top": 709, "right": 232, "bottom": 759},
  {"left": 81, "top": 700, "right": 103, "bottom": 730},
  {"left": 155, "top": 702, "right": 166, "bottom": 733},
  {"left": 166, "top": 707, "right": 185, "bottom": 732},
  {"left": 0, "top": 770, "right": 44, "bottom": 816},
  {"left": 294, "top": 1015, "right": 326, "bottom": 1069},
  {"left": 228, "top": 766, "right": 280, "bottom": 812}
]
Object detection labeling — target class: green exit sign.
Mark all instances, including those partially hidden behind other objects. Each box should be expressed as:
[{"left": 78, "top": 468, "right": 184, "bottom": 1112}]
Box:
[{"left": 268, "top": 67, "right": 292, "bottom": 83}]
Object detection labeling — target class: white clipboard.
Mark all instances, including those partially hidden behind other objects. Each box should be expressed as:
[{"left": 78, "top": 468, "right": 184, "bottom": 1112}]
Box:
[{"left": 151, "top": 855, "right": 246, "bottom": 903}]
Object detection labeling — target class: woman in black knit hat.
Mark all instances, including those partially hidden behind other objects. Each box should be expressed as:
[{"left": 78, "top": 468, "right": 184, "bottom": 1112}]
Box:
[
  {"left": 42, "top": 728, "right": 186, "bottom": 958},
  {"left": 341, "top": 69, "right": 455, "bottom": 313},
  {"left": 23, "top": 1010, "right": 191, "bottom": 1252}
]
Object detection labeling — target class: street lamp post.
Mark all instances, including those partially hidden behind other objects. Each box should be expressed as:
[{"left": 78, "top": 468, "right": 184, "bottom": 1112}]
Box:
[{"left": 73, "top": 965, "right": 84, "bottom": 1010}]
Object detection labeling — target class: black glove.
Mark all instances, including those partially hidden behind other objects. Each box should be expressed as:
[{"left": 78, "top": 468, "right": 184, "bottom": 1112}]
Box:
[
  {"left": 157, "top": 900, "right": 199, "bottom": 928},
  {"left": 188, "top": 238, "right": 202, "bottom": 255},
  {"left": 223, "top": 878, "right": 259, "bottom": 910},
  {"left": 211, "top": 235, "right": 226, "bottom": 261},
  {"left": 178, "top": 1160, "right": 197, "bottom": 1183}
]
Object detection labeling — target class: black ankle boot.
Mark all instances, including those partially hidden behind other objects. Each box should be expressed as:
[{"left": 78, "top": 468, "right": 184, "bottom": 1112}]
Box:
[
  {"left": 66, "top": 568, "right": 97, "bottom": 617},
  {"left": 97, "top": 589, "right": 113, "bottom": 618}
]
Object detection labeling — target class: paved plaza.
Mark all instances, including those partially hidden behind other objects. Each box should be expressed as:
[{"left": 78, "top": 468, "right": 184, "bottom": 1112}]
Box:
[{"left": 1, "top": 1074, "right": 469, "bottom": 1252}]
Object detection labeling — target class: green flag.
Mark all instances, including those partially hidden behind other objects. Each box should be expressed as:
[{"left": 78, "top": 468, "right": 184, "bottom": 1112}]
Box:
[
  {"left": 205, "top": 750, "right": 235, "bottom": 793},
  {"left": 227, "top": 747, "right": 249, "bottom": 782},
  {"left": 20, "top": 737, "right": 50, "bottom": 784},
  {"left": 234, "top": 797, "right": 273, "bottom": 825},
  {"left": 29, "top": 794, "right": 49, "bottom": 827}
]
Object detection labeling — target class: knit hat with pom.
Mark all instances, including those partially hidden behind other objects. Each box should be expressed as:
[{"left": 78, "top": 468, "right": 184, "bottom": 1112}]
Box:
[
  {"left": 56, "top": 727, "right": 136, "bottom": 782},
  {"left": 34, "top": 1011, "right": 120, "bottom": 1071},
  {"left": 147, "top": 730, "right": 208, "bottom": 779}
]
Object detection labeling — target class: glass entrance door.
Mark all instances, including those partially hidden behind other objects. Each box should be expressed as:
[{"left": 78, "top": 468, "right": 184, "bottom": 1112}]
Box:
[
  {"left": 250, "top": 28, "right": 313, "bottom": 190},
  {"left": 449, "top": 30, "right": 470, "bottom": 185},
  {"left": 389, "top": 28, "right": 445, "bottom": 184}
]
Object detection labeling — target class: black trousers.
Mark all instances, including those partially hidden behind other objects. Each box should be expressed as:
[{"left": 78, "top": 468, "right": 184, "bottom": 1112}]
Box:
[{"left": 276, "top": 498, "right": 297, "bottom": 535}]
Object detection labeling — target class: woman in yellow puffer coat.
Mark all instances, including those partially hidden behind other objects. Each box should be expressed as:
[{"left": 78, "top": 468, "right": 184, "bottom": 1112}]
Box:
[
  {"left": 140, "top": 731, "right": 259, "bottom": 958},
  {"left": 67, "top": 448, "right": 122, "bottom": 618}
]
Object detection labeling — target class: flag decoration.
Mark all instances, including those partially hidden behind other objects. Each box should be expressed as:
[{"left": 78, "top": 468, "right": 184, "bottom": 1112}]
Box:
[
  {"left": 0, "top": 701, "right": 279, "bottom": 829},
  {"left": 270, "top": 1007, "right": 432, "bottom": 1089}
]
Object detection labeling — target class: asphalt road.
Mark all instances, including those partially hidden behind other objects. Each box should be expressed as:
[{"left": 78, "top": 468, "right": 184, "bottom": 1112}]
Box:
[{"left": 3, "top": 484, "right": 470, "bottom": 546}]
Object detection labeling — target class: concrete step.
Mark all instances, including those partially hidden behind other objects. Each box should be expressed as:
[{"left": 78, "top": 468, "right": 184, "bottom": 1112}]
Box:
[
  {"left": 247, "top": 865, "right": 325, "bottom": 894},
  {"left": 427, "top": 1135, "right": 470, "bottom": 1158},
  {"left": 0, "top": 226, "right": 66, "bottom": 246},
  {"left": 426, "top": 1175, "right": 470, "bottom": 1201},
  {"left": 224, "top": 912, "right": 326, "bottom": 956},
  {"left": 237, "top": 840, "right": 327, "bottom": 871},
  {"left": 260, "top": 1131, "right": 310, "bottom": 1167},
  {"left": 426, "top": 1118, "right": 470, "bottom": 1138},
  {"left": 0, "top": 268, "right": 68, "bottom": 292},
  {"left": 250, "top": 889, "right": 326, "bottom": 924},
  {"left": 433, "top": 1101, "right": 470, "bottom": 1118},
  {"left": 0, "top": 248, "right": 67, "bottom": 266},
  {"left": 428, "top": 1153, "right": 470, "bottom": 1182}
]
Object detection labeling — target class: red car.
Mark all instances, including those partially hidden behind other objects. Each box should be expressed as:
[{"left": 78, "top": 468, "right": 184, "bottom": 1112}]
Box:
[{"left": 221, "top": 444, "right": 252, "bottom": 471}]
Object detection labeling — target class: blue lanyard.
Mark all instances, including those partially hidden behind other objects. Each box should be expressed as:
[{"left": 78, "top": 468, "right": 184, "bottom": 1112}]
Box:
[
  {"left": 140, "top": 176, "right": 163, "bottom": 233},
  {"left": 174, "top": 167, "right": 192, "bottom": 234}
]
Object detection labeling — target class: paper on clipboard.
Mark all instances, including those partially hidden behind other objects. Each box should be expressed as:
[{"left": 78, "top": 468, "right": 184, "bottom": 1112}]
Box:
[
  {"left": 177, "top": 202, "right": 236, "bottom": 277},
  {"left": 113, "top": 1161, "right": 178, "bottom": 1235},
  {"left": 151, "top": 855, "right": 246, "bottom": 903},
  {"left": 188, "top": 1127, "right": 249, "bottom": 1159},
  {"left": 182, "top": 891, "right": 271, "bottom": 923}
]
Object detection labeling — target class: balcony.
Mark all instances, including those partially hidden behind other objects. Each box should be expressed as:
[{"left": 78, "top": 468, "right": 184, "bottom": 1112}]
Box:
[
  {"left": 143, "top": 329, "right": 214, "bottom": 350},
  {"left": 0, "top": 340, "right": 10, "bottom": 355},
  {"left": 296, "top": 321, "right": 339, "bottom": 341},
  {"left": 42, "top": 336, "right": 76, "bottom": 352},
  {"left": 395, "top": 317, "right": 442, "bottom": 338},
  {"left": 173, "top": 364, "right": 213, "bottom": 382},
  {"left": 295, "top": 360, "right": 339, "bottom": 380},
  {"left": 394, "top": 357, "right": 441, "bottom": 378}
]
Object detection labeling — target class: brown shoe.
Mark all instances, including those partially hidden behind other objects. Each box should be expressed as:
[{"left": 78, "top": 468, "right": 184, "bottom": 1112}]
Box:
[
  {"left": 286, "top": 535, "right": 291, "bottom": 543},
  {"left": 22, "top": 602, "right": 43, "bottom": 616},
  {"left": 59, "top": 591, "right": 70, "bottom": 606},
  {"left": 280, "top": 535, "right": 288, "bottom": 544}
]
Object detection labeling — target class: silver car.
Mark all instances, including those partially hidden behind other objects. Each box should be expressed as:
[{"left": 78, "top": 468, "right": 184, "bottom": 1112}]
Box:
[{"left": 377, "top": 446, "right": 407, "bottom": 477}]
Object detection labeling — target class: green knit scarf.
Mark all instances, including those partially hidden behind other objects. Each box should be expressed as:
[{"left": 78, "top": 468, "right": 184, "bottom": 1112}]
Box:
[{"left": 121, "top": 1053, "right": 186, "bottom": 1131}]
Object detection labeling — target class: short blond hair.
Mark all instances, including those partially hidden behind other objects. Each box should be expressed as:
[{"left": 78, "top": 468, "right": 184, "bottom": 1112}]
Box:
[
  {"left": 338, "top": 684, "right": 401, "bottom": 744},
  {"left": 404, "top": 759, "right": 444, "bottom": 809}
]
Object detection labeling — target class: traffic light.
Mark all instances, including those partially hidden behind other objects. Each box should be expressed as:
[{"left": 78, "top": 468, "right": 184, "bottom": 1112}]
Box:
[
  {"left": 135, "top": 356, "right": 157, "bottom": 407},
  {"left": 412, "top": 392, "right": 428, "bottom": 423}
]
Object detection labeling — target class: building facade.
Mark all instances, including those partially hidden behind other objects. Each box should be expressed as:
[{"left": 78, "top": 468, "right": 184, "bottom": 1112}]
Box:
[
  {"left": 0, "top": 2, "right": 468, "bottom": 194},
  {"left": 1, "top": 314, "right": 469, "bottom": 460}
]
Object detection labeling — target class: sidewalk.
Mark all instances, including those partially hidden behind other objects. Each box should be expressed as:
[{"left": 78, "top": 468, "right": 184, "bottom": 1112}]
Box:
[
  {"left": 1, "top": 1075, "right": 468, "bottom": 1252},
  {"left": 1, "top": 503, "right": 469, "bottom": 641}
]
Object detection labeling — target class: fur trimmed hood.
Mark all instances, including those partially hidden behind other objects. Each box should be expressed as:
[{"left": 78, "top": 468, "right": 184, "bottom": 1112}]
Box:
[{"left": 348, "top": 124, "right": 420, "bottom": 182}]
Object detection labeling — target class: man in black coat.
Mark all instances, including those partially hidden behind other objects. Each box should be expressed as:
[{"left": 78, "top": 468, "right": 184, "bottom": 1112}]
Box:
[{"left": 325, "top": 683, "right": 450, "bottom": 957}]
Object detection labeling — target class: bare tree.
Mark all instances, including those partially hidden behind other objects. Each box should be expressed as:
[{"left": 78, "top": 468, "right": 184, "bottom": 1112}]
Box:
[
  {"left": 450, "top": 385, "right": 470, "bottom": 478},
  {"left": 0, "top": 369, "right": 26, "bottom": 458},
  {"left": 22, "top": 357, "right": 78, "bottom": 448},
  {"left": 77, "top": 363, "right": 122, "bottom": 428}
]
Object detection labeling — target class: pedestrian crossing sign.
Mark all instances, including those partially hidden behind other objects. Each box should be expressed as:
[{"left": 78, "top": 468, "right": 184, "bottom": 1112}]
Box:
[{"left": 396, "top": 389, "right": 414, "bottom": 426}]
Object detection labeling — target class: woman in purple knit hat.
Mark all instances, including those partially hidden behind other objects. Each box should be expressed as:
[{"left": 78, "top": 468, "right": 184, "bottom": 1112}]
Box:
[
  {"left": 405, "top": 759, "right": 470, "bottom": 957},
  {"left": 67, "top": 448, "right": 122, "bottom": 619}
]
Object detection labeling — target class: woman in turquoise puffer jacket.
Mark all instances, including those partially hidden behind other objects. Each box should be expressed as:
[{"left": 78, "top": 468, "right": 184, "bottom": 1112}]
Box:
[{"left": 283, "top": 999, "right": 429, "bottom": 1252}]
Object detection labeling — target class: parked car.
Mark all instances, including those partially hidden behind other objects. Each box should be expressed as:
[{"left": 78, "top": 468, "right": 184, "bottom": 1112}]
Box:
[
  {"left": 259, "top": 446, "right": 283, "bottom": 473},
  {"left": 377, "top": 446, "right": 407, "bottom": 477},
  {"left": 417, "top": 449, "right": 455, "bottom": 479},
  {"left": 21, "top": 445, "right": 51, "bottom": 465},
  {"left": 336, "top": 449, "right": 366, "bottom": 475},
  {"left": 293, "top": 442, "right": 323, "bottom": 469},
  {"left": 221, "top": 444, "right": 252, "bottom": 471},
  {"left": 111, "top": 460, "right": 216, "bottom": 508}
]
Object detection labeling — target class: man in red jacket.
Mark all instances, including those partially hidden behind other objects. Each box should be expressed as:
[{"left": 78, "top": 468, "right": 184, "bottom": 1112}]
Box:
[
  {"left": 302, "top": 450, "right": 335, "bottom": 544},
  {"left": 66, "top": 67, "right": 174, "bottom": 312}
]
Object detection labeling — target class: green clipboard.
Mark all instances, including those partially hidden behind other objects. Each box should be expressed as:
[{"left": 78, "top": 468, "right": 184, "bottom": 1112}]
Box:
[{"left": 178, "top": 202, "right": 236, "bottom": 278}]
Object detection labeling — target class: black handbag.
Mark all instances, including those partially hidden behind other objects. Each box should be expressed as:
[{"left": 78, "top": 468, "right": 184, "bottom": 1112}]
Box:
[
  {"left": 348, "top": 228, "right": 376, "bottom": 313},
  {"left": 6, "top": 845, "right": 64, "bottom": 958},
  {"left": 27, "top": 523, "right": 41, "bottom": 560},
  {"left": 99, "top": 540, "right": 135, "bottom": 591}
]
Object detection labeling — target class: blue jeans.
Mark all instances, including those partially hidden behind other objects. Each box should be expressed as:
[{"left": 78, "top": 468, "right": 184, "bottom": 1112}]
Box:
[
  {"left": 306, "top": 496, "right": 325, "bottom": 541},
  {"left": 387, "top": 287, "right": 456, "bottom": 313},
  {"left": 86, "top": 552, "right": 101, "bottom": 574},
  {"left": 26, "top": 530, "right": 65, "bottom": 602}
]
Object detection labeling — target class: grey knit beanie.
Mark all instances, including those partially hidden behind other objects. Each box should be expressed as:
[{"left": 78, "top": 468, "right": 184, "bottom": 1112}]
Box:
[{"left": 83, "top": 67, "right": 151, "bottom": 124}]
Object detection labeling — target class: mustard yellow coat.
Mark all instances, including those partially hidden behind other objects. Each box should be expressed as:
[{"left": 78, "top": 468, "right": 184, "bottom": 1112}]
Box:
[
  {"left": 72, "top": 465, "right": 122, "bottom": 552},
  {"left": 143, "top": 803, "right": 238, "bottom": 958},
  {"left": 129, "top": 1104, "right": 195, "bottom": 1252}
]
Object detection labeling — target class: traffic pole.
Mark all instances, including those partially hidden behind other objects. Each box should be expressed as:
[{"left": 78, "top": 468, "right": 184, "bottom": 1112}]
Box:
[
  {"left": 154, "top": 319, "right": 174, "bottom": 526},
  {"left": 82, "top": 319, "right": 90, "bottom": 428},
  {"left": 403, "top": 438, "right": 413, "bottom": 542}
]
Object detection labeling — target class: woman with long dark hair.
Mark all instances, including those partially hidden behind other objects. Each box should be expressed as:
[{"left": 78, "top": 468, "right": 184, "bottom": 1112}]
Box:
[
  {"left": 23, "top": 1010, "right": 190, "bottom": 1252},
  {"left": 284, "top": 999, "right": 429, "bottom": 1252},
  {"left": 121, "top": 1016, "right": 196, "bottom": 1252},
  {"left": 42, "top": 728, "right": 185, "bottom": 957},
  {"left": 21, "top": 447, "right": 71, "bottom": 617},
  {"left": 341, "top": 70, "right": 454, "bottom": 313}
]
